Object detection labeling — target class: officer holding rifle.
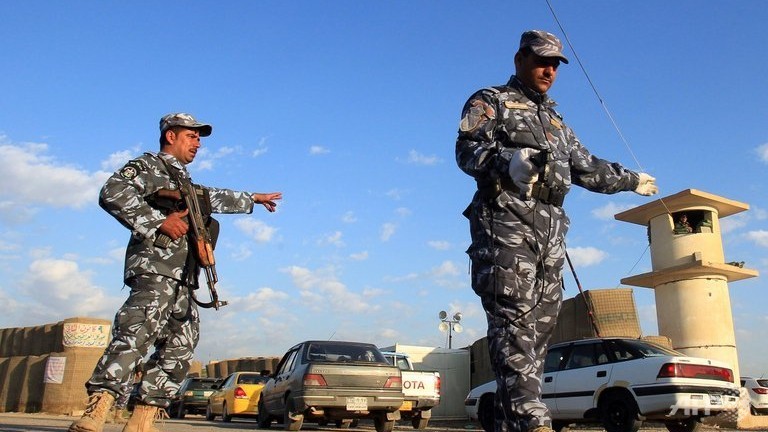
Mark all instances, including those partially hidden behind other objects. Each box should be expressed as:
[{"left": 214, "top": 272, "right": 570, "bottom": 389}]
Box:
[{"left": 69, "top": 112, "right": 281, "bottom": 432}]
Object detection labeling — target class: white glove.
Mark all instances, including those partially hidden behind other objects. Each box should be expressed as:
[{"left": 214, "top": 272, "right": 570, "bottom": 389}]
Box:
[
  {"left": 634, "top": 173, "right": 658, "bottom": 196},
  {"left": 508, "top": 147, "right": 541, "bottom": 200}
]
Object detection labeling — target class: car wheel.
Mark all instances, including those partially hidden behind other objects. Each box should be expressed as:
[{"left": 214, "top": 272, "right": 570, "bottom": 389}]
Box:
[
  {"left": 374, "top": 414, "right": 395, "bottom": 432},
  {"left": 664, "top": 417, "right": 702, "bottom": 432},
  {"left": 175, "top": 402, "right": 186, "bottom": 419},
  {"left": 205, "top": 404, "right": 215, "bottom": 421},
  {"left": 257, "top": 398, "right": 272, "bottom": 429},
  {"left": 412, "top": 416, "right": 429, "bottom": 429},
  {"left": 599, "top": 391, "right": 642, "bottom": 432},
  {"left": 477, "top": 394, "right": 495, "bottom": 432},
  {"left": 223, "top": 402, "right": 233, "bottom": 422},
  {"left": 283, "top": 397, "right": 303, "bottom": 431}
]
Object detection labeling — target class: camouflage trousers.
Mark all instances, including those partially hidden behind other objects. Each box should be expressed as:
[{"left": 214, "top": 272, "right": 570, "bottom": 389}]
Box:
[
  {"left": 472, "top": 245, "right": 563, "bottom": 432},
  {"left": 86, "top": 274, "right": 200, "bottom": 408}
]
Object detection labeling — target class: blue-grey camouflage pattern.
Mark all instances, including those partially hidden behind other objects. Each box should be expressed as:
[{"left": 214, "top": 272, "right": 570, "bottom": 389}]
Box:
[
  {"left": 99, "top": 151, "right": 255, "bottom": 286},
  {"left": 86, "top": 274, "right": 198, "bottom": 407},
  {"left": 456, "top": 76, "right": 640, "bottom": 432},
  {"left": 87, "top": 151, "right": 255, "bottom": 407}
]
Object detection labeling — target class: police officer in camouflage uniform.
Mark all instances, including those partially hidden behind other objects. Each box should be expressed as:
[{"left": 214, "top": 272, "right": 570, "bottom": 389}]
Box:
[
  {"left": 68, "top": 113, "right": 282, "bottom": 432},
  {"left": 455, "top": 31, "right": 658, "bottom": 432}
]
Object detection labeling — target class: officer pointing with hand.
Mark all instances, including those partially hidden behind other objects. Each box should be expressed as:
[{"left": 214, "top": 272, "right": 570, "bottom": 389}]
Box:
[
  {"left": 456, "top": 30, "right": 657, "bottom": 432},
  {"left": 69, "top": 112, "right": 281, "bottom": 432}
]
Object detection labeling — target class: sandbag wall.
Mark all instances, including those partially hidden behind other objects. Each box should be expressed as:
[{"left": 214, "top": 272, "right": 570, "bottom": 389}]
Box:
[
  {"left": 205, "top": 356, "right": 280, "bottom": 379},
  {"left": 0, "top": 317, "right": 111, "bottom": 414}
]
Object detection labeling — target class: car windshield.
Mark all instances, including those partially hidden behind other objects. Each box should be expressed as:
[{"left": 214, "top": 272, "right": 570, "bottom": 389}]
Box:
[
  {"left": 237, "top": 374, "right": 269, "bottom": 385},
  {"left": 612, "top": 339, "right": 681, "bottom": 359},
  {"left": 306, "top": 342, "right": 387, "bottom": 363},
  {"left": 187, "top": 379, "right": 219, "bottom": 390}
]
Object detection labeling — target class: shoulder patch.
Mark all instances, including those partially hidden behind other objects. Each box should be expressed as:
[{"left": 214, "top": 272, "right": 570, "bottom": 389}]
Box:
[
  {"left": 119, "top": 162, "right": 142, "bottom": 180},
  {"left": 504, "top": 101, "right": 529, "bottom": 110},
  {"left": 459, "top": 99, "right": 495, "bottom": 132}
]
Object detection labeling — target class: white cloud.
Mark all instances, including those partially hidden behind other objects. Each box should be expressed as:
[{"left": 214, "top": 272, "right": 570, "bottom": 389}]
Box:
[
  {"left": 101, "top": 148, "right": 138, "bottom": 172},
  {"left": 238, "top": 287, "right": 290, "bottom": 313},
  {"left": 20, "top": 258, "right": 121, "bottom": 320},
  {"left": 349, "top": 251, "right": 369, "bottom": 261},
  {"left": 318, "top": 231, "right": 344, "bottom": 247},
  {"left": 405, "top": 150, "right": 441, "bottom": 166},
  {"left": 566, "top": 246, "right": 608, "bottom": 267},
  {"left": 192, "top": 146, "right": 239, "bottom": 171},
  {"left": 395, "top": 207, "right": 411, "bottom": 217},
  {"left": 379, "top": 328, "right": 400, "bottom": 339},
  {"left": 385, "top": 189, "right": 404, "bottom": 200},
  {"left": 309, "top": 145, "right": 330, "bottom": 155},
  {"left": 0, "top": 201, "right": 38, "bottom": 224},
  {"left": 230, "top": 244, "right": 253, "bottom": 261},
  {"left": 430, "top": 260, "right": 460, "bottom": 277},
  {"left": 233, "top": 218, "right": 277, "bottom": 243},
  {"left": 380, "top": 223, "right": 397, "bottom": 241},
  {"left": 341, "top": 211, "right": 357, "bottom": 223},
  {"left": 756, "top": 143, "right": 768, "bottom": 163},
  {"left": 252, "top": 137, "right": 270, "bottom": 157},
  {"left": 283, "top": 266, "right": 374, "bottom": 314},
  {"left": 430, "top": 260, "right": 465, "bottom": 289},
  {"left": 592, "top": 202, "right": 634, "bottom": 221},
  {"left": 0, "top": 141, "right": 110, "bottom": 209},
  {"left": 428, "top": 240, "right": 451, "bottom": 250},
  {"left": 745, "top": 230, "right": 768, "bottom": 247},
  {"left": 721, "top": 213, "right": 748, "bottom": 234}
]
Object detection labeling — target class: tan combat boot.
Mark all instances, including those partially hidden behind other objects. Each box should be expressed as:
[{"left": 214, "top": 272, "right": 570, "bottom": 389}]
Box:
[
  {"left": 68, "top": 391, "right": 116, "bottom": 432},
  {"left": 122, "top": 404, "right": 166, "bottom": 432},
  {"left": 113, "top": 408, "right": 129, "bottom": 424}
]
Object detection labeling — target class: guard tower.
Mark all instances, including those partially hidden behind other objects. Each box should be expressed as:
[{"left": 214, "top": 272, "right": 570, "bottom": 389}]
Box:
[{"left": 614, "top": 189, "right": 758, "bottom": 382}]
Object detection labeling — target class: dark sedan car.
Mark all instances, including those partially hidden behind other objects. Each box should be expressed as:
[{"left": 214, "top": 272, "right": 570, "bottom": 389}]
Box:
[{"left": 168, "top": 376, "right": 221, "bottom": 419}]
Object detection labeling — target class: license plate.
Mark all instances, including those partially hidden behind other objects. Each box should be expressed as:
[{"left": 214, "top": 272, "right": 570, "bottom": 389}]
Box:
[
  {"left": 399, "top": 400, "right": 413, "bottom": 411},
  {"left": 710, "top": 394, "right": 722, "bottom": 405},
  {"left": 346, "top": 397, "right": 368, "bottom": 411}
]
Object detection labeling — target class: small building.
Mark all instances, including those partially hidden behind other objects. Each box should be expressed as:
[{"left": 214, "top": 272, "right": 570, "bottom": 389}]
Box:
[{"left": 379, "top": 344, "right": 470, "bottom": 419}]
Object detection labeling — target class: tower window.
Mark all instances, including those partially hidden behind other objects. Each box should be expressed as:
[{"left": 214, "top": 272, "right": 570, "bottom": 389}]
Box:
[{"left": 672, "top": 210, "right": 712, "bottom": 235}]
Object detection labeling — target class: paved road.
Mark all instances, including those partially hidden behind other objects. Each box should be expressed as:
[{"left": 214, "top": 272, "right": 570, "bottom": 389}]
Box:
[
  {"left": 0, "top": 412, "right": 484, "bottom": 432},
  {"left": 0, "top": 412, "right": 746, "bottom": 432}
]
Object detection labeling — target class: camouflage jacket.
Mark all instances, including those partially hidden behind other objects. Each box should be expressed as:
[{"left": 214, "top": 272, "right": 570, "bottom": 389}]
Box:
[
  {"left": 455, "top": 76, "right": 639, "bottom": 263},
  {"left": 99, "top": 151, "right": 255, "bottom": 285}
]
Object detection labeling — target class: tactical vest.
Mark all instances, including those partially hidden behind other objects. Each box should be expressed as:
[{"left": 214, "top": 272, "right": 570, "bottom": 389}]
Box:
[{"left": 485, "top": 85, "right": 571, "bottom": 207}]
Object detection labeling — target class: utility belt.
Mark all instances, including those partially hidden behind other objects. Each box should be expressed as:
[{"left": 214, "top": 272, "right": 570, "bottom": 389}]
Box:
[{"left": 477, "top": 178, "right": 567, "bottom": 207}]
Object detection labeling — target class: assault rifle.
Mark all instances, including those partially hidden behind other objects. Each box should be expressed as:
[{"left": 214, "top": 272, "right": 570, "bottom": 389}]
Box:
[{"left": 153, "top": 186, "right": 228, "bottom": 310}]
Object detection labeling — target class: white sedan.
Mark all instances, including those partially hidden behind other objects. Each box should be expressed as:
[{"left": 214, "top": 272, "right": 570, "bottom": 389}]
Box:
[{"left": 464, "top": 338, "right": 739, "bottom": 432}]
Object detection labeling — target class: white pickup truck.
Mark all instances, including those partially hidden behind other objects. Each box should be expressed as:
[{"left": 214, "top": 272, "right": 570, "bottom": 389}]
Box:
[{"left": 382, "top": 352, "right": 441, "bottom": 430}]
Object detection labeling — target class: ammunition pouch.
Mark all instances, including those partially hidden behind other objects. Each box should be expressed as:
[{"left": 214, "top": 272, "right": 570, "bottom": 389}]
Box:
[{"left": 476, "top": 178, "right": 566, "bottom": 207}]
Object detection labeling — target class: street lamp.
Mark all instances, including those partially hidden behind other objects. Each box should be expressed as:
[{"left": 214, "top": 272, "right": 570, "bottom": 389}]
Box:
[{"left": 438, "top": 310, "right": 463, "bottom": 349}]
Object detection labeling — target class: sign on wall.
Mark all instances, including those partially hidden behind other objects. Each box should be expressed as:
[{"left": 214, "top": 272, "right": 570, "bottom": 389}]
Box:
[{"left": 63, "top": 322, "right": 111, "bottom": 348}]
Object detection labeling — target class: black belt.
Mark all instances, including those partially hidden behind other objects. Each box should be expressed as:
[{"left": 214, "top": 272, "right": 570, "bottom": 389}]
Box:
[{"left": 477, "top": 178, "right": 566, "bottom": 207}]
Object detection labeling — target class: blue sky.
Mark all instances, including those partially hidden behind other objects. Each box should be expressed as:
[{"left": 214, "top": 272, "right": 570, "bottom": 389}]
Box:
[{"left": 2, "top": 1, "right": 767, "bottom": 377}]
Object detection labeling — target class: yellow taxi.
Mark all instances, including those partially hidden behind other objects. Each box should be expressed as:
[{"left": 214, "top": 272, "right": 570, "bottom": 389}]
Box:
[{"left": 205, "top": 371, "right": 270, "bottom": 422}]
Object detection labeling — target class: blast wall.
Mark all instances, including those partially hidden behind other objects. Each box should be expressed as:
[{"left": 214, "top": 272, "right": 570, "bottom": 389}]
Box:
[{"left": 0, "top": 317, "right": 111, "bottom": 414}]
